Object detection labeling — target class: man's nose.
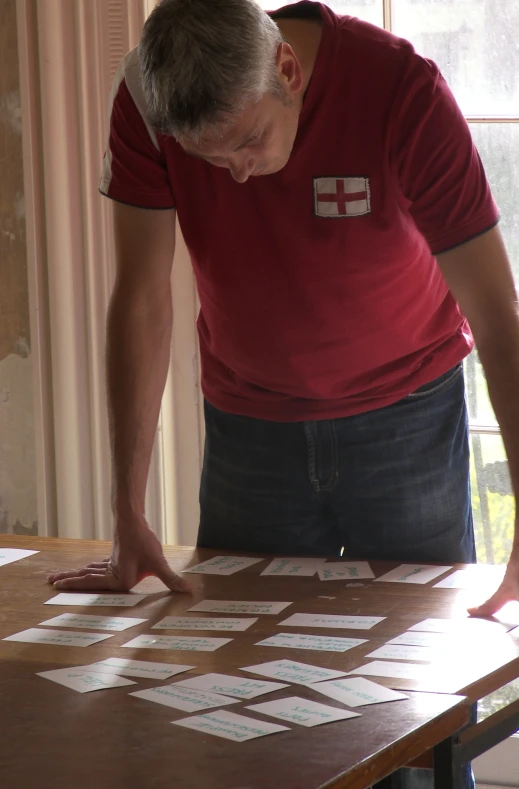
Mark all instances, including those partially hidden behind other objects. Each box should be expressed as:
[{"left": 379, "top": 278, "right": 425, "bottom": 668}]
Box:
[{"left": 229, "top": 157, "right": 255, "bottom": 183}]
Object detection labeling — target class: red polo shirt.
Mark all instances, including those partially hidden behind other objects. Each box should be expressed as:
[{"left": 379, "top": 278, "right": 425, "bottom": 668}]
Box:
[{"left": 100, "top": 1, "right": 499, "bottom": 421}]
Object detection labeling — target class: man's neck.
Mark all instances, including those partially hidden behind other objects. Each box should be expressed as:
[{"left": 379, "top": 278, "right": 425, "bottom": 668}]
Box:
[{"left": 277, "top": 17, "right": 323, "bottom": 97}]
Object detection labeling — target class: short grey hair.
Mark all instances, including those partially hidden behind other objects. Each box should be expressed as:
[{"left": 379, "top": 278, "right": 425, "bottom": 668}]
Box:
[{"left": 139, "top": 0, "right": 285, "bottom": 141}]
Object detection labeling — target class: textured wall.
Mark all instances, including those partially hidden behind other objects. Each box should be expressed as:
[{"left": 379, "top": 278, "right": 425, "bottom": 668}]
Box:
[{"left": 0, "top": 0, "right": 37, "bottom": 535}]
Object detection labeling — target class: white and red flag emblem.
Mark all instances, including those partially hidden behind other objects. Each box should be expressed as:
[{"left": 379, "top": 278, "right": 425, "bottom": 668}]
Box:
[{"left": 313, "top": 176, "right": 371, "bottom": 218}]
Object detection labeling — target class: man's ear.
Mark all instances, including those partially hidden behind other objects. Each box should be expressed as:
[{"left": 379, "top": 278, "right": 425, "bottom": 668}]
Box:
[{"left": 276, "top": 42, "right": 303, "bottom": 95}]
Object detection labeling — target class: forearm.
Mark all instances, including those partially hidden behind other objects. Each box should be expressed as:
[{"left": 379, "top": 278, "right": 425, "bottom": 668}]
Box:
[
  {"left": 477, "top": 316, "right": 519, "bottom": 546},
  {"left": 106, "top": 284, "right": 173, "bottom": 516}
]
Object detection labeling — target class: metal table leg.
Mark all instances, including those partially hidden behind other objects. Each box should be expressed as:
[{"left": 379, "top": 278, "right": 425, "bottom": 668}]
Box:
[{"left": 434, "top": 735, "right": 463, "bottom": 789}]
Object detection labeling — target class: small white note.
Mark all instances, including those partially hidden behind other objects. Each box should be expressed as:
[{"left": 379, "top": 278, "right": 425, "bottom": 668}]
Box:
[
  {"left": 409, "top": 618, "right": 461, "bottom": 633},
  {"left": 173, "top": 673, "right": 288, "bottom": 699},
  {"left": 246, "top": 696, "right": 360, "bottom": 727},
  {"left": 183, "top": 556, "right": 263, "bottom": 575},
  {"left": 366, "top": 644, "right": 434, "bottom": 662},
  {"left": 433, "top": 565, "right": 505, "bottom": 589},
  {"left": 242, "top": 659, "right": 347, "bottom": 685},
  {"left": 255, "top": 632, "right": 367, "bottom": 653},
  {"left": 45, "top": 593, "right": 147, "bottom": 607},
  {"left": 131, "top": 685, "right": 238, "bottom": 712},
  {"left": 0, "top": 548, "right": 38, "bottom": 567},
  {"left": 309, "top": 677, "right": 408, "bottom": 707},
  {"left": 279, "top": 613, "right": 385, "bottom": 630},
  {"left": 346, "top": 661, "right": 430, "bottom": 680},
  {"left": 122, "top": 634, "right": 231, "bottom": 652},
  {"left": 387, "top": 632, "right": 446, "bottom": 648},
  {"left": 318, "top": 562, "right": 375, "bottom": 581},
  {"left": 260, "top": 558, "right": 324, "bottom": 577},
  {"left": 188, "top": 600, "right": 292, "bottom": 615},
  {"left": 409, "top": 617, "right": 503, "bottom": 634},
  {"left": 39, "top": 613, "right": 147, "bottom": 631},
  {"left": 152, "top": 616, "right": 257, "bottom": 632},
  {"left": 374, "top": 565, "right": 452, "bottom": 584},
  {"left": 82, "top": 657, "right": 195, "bottom": 680},
  {"left": 37, "top": 668, "right": 136, "bottom": 693},
  {"left": 173, "top": 710, "right": 289, "bottom": 742},
  {"left": 3, "top": 627, "right": 112, "bottom": 647}
]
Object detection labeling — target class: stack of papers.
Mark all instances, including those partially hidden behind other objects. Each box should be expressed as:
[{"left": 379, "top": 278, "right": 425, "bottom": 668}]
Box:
[
  {"left": 255, "top": 632, "right": 367, "bottom": 653},
  {"left": 279, "top": 613, "right": 385, "bottom": 630},
  {"left": 122, "top": 634, "right": 232, "bottom": 652},
  {"left": 246, "top": 696, "right": 360, "bottom": 727},
  {"left": 0, "top": 548, "right": 38, "bottom": 567},
  {"left": 188, "top": 600, "right": 292, "bottom": 615},
  {"left": 173, "top": 710, "right": 290, "bottom": 741},
  {"left": 44, "top": 593, "right": 147, "bottom": 607},
  {"left": 183, "top": 556, "right": 263, "bottom": 575}
]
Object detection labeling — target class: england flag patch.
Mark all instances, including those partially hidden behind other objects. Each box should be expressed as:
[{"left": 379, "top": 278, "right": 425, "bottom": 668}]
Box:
[{"left": 313, "top": 176, "right": 371, "bottom": 218}]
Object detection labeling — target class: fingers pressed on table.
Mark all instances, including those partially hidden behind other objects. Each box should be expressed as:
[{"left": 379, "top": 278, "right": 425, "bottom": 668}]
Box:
[
  {"left": 47, "top": 567, "right": 109, "bottom": 582},
  {"left": 53, "top": 573, "right": 122, "bottom": 591},
  {"left": 468, "top": 589, "right": 514, "bottom": 617}
]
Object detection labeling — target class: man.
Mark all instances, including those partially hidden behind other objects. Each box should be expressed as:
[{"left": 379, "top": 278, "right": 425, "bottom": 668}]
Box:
[{"left": 48, "top": 1, "right": 519, "bottom": 784}]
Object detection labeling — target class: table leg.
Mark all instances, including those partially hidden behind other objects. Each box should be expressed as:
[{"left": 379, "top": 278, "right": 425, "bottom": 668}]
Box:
[
  {"left": 433, "top": 735, "right": 463, "bottom": 789},
  {"left": 372, "top": 776, "right": 396, "bottom": 788}
]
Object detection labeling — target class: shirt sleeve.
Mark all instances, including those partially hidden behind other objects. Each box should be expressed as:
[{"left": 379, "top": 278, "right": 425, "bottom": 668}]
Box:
[
  {"left": 99, "top": 63, "right": 175, "bottom": 210},
  {"left": 390, "top": 54, "right": 499, "bottom": 255}
]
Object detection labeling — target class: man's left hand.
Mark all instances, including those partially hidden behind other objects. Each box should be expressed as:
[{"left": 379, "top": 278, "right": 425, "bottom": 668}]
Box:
[{"left": 468, "top": 544, "right": 519, "bottom": 617}]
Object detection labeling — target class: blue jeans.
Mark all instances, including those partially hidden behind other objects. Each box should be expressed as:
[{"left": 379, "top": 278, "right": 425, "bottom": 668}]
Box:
[{"left": 198, "top": 363, "right": 476, "bottom": 788}]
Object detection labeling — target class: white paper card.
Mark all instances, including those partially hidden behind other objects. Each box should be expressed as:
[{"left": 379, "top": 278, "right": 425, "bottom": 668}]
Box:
[
  {"left": 131, "top": 684, "right": 238, "bottom": 712},
  {"left": 309, "top": 677, "right": 408, "bottom": 707},
  {"left": 39, "top": 613, "right": 147, "bottom": 631},
  {"left": 122, "top": 634, "right": 231, "bottom": 652},
  {"left": 279, "top": 613, "right": 385, "bottom": 630},
  {"left": 189, "top": 600, "right": 292, "bottom": 615},
  {"left": 0, "top": 548, "right": 38, "bottom": 567},
  {"left": 45, "top": 592, "right": 147, "bottom": 607},
  {"left": 3, "top": 627, "right": 112, "bottom": 647},
  {"left": 242, "top": 659, "right": 347, "bottom": 685},
  {"left": 173, "top": 673, "right": 288, "bottom": 699},
  {"left": 82, "top": 657, "right": 195, "bottom": 680},
  {"left": 246, "top": 696, "right": 360, "bottom": 727},
  {"left": 374, "top": 565, "right": 452, "bottom": 584},
  {"left": 152, "top": 616, "right": 257, "bottom": 632},
  {"left": 410, "top": 618, "right": 461, "bottom": 633},
  {"left": 260, "top": 558, "right": 323, "bottom": 577},
  {"left": 37, "top": 667, "right": 136, "bottom": 693},
  {"left": 433, "top": 565, "right": 505, "bottom": 589},
  {"left": 173, "top": 710, "right": 289, "bottom": 742},
  {"left": 387, "top": 632, "right": 446, "bottom": 647},
  {"left": 183, "top": 556, "right": 263, "bottom": 575},
  {"left": 346, "top": 661, "right": 430, "bottom": 680},
  {"left": 408, "top": 618, "right": 503, "bottom": 634},
  {"left": 366, "top": 644, "right": 434, "bottom": 662},
  {"left": 255, "top": 632, "right": 367, "bottom": 653},
  {"left": 318, "top": 562, "right": 375, "bottom": 581}
]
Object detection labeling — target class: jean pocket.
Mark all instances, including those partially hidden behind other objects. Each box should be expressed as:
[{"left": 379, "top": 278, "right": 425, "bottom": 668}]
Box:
[{"left": 404, "top": 363, "right": 463, "bottom": 401}]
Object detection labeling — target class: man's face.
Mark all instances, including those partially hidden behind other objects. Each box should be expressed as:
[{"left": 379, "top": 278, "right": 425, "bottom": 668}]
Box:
[{"left": 180, "top": 91, "right": 301, "bottom": 183}]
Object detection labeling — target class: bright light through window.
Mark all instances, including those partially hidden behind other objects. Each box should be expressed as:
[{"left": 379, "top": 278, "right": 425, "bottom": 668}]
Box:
[{"left": 259, "top": 0, "right": 519, "bottom": 567}]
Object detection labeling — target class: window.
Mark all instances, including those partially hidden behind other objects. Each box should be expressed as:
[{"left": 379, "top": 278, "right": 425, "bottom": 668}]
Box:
[{"left": 262, "top": 0, "right": 519, "bottom": 570}]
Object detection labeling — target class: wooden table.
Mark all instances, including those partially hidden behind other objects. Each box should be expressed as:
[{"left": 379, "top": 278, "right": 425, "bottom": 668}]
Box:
[{"left": 4, "top": 536, "right": 518, "bottom": 789}]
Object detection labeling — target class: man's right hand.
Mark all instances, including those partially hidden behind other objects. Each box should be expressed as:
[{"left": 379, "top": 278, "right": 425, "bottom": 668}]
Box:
[{"left": 47, "top": 515, "right": 192, "bottom": 593}]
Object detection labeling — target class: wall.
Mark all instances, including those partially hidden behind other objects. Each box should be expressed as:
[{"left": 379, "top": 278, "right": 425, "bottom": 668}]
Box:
[{"left": 0, "top": 0, "right": 37, "bottom": 536}]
